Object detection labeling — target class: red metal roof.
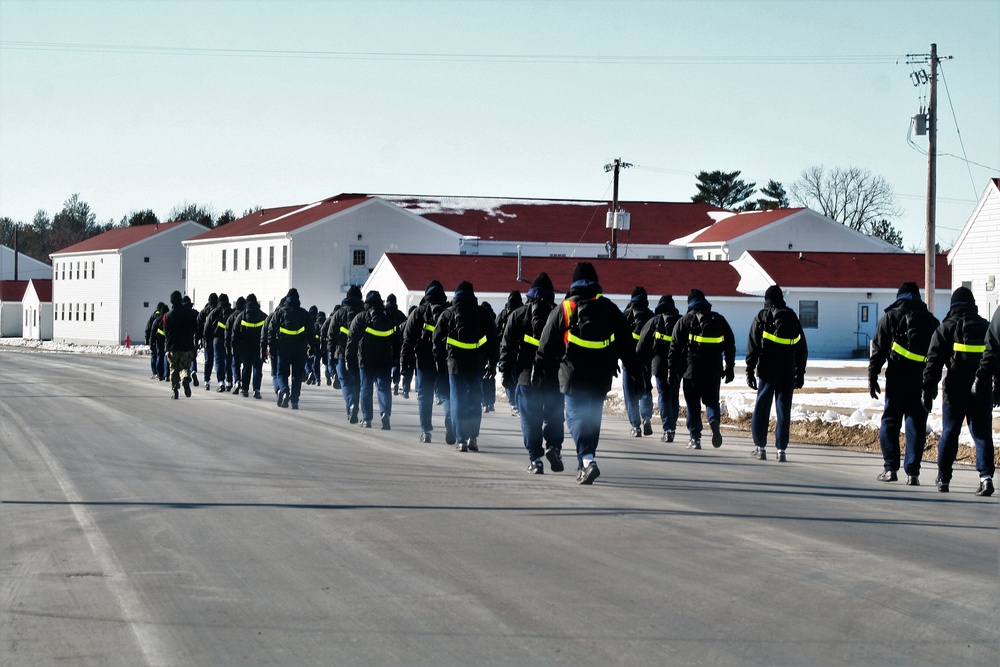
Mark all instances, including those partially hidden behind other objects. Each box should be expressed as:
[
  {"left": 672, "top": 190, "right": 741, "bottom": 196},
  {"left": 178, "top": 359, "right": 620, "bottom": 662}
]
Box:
[
  {"left": 688, "top": 209, "right": 802, "bottom": 243},
  {"left": 384, "top": 253, "right": 744, "bottom": 298},
  {"left": 375, "top": 195, "right": 724, "bottom": 245},
  {"left": 189, "top": 197, "right": 368, "bottom": 241},
  {"left": 0, "top": 280, "right": 28, "bottom": 301},
  {"left": 29, "top": 279, "right": 53, "bottom": 302},
  {"left": 53, "top": 221, "right": 193, "bottom": 255},
  {"left": 747, "top": 251, "right": 951, "bottom": 289}
]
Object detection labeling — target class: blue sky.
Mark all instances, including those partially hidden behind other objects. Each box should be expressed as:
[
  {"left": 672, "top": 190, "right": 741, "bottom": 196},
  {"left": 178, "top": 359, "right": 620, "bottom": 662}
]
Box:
[{"left": 1, "top": 0, "right": 997, "bottom": 250}]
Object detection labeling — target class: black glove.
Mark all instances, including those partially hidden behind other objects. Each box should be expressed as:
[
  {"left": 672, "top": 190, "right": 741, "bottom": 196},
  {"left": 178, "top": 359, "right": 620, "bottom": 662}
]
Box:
[
  {"left": 795, "top": 373, "right": 805, "bottom": 390},
  {"left": 643, "top": 373, "right": 653, "bottom": 394},
  {"left": 392, "top": 369, "right": 401, "bottom": 384},
  {"left": 724, "top": 366, "right": 735, "bottom": 384},
  {"left": 668, "top": 370, "right": 681, "bottom": 389},
  {"left": 333, "top": 374, "right": 341, "bottom": 389},
  {"left": 922, "top": 385, "right": 936, "bottom": 412},
  {"left": 746, "top": 371, "right": 757, "bottom": 390},
  {"left": 530, "top": 365, "right": 543, "bottom": 388},
  {"left": 868, "top": 377, "right": 880, "bottom": 400}
]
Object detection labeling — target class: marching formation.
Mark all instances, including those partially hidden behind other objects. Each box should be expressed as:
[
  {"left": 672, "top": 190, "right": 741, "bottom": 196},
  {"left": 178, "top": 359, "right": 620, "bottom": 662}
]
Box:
[{"left": 151, "top": 265, "right": 998, "bottom": 494}]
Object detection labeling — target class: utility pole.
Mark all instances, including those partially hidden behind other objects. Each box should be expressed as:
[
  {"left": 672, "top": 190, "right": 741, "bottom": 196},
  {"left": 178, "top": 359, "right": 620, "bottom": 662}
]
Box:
[
  {"left": 603, "top": 158, "right": 633, "bottom": 259},
  {"left": 907, "top": 43, "right": 951, "bottom": 314}
]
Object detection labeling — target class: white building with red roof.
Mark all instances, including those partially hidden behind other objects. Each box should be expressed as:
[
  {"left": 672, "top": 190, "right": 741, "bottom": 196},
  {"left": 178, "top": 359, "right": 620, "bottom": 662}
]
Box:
[
  {"left": 0, "top": 280, "right": 29, "bottom": 337},
  {"left": 948, "top": 178, "right": 1000, "bottom": 319},
  {"left": 50, "top": 220, "right": 208, "bottom": 345},
  {"left": 22, "top": 278, "right": 53, "bottom": 340}
]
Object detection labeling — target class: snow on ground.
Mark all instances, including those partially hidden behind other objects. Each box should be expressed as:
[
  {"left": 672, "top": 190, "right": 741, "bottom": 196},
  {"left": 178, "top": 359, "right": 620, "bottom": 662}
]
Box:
[{"left": 3, "top": 339, "right": 998, "bottom": 444}]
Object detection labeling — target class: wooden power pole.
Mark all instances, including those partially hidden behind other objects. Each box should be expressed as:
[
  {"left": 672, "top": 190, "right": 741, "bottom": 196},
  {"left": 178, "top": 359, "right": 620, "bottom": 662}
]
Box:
[{"left": 604, "top": 158, "right": 632, "bottom": 259}]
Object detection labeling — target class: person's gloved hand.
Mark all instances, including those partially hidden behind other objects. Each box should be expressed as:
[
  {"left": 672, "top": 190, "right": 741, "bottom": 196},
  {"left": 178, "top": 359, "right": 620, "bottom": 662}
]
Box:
[
  {"left": 868, "top": 377, "right": 881, "bottom": 400},
  {"left": 724, "top": 366, "right": 735, "bottom": 384},
  {"left": 922, "top": 385, "right": 937, "bottom": 412},
  {"left": 392, "top": 368, "right": 401, "bottom": 385},
  {"left": 795, "top": 373, "right": 805, "bottom": 390},
  {"left": 530, "top": 365, "right": 544, "bottom": 388},
  {"left": 746, "top": 371, "right": 757, "bottom": 390}
]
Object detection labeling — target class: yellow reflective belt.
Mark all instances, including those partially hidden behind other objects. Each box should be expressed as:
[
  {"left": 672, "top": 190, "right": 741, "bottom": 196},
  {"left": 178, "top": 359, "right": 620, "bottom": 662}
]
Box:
[
  {"left": 655, "top": 332, "right": 672, "bottom": 342},
  {"left": 156, "top": 328, "right": 165, "bottom": 336},
  {"left": 690, "top": 334, "right": 724, "bottom": 344},
  {"left": 447, "top": 335, "right": 487, "bottom": 350},
  {"left": 763, "top": 331, "right": 801, "bottom": 346},
  {"left": 632, "top": 332, "right": 641, "bottom": 340},
  {"left": 423, "top": 323, "right": 435, "bottom": 332},
  {"left": 523, "top": 334, "right": 540, "bottom": 347},
  {"left": 891, "top": 341, "right": 926, "bottom": 362},
  {"left": 280, "top": 326, "right": 305, "bottom": 336},
  {"left": 567, "top": 332, "right": 615, "bottom": 349},
  {"left": 217, "top": 322, "right": 227, "bottom": 330},
  {"left": 339, "top": 326, "right": 350, "bottom": 335},
  {"left": 953, "top": 342, "right": 986, "bottom": 353},
  {"left": 365, "top": 326, "right": 397, "bottom": 337},
  {"left": 242, "top": 320, "right": 264, "bottom": 328}
]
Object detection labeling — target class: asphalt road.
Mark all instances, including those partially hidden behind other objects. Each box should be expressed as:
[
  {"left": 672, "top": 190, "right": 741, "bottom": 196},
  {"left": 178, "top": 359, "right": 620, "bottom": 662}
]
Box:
[{"left": 2, "top": 350, "right": 997, "bottom": 666}]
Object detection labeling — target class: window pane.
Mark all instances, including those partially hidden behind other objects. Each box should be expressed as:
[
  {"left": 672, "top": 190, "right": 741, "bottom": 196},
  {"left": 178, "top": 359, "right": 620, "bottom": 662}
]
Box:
[{"left": 799, "top": 300, "right": 819, "bottom": 329}]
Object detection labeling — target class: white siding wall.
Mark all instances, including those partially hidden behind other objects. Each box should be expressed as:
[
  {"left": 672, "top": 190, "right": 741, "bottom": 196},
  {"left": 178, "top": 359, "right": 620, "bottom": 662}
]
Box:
[
  {"left": 121, "top": 230, "right": 190, "bottom": 345},
  {"left": 52, "top": 252, "right": 121, "bottom": 344},
  {"left": 186, "top": 236, "right": 291, "bottom": 315},
  {"left": 950, "top": 187, "right": 1000, "bottom": 320},
  {"left": 1, "top": 301, "right": 22, "bottom": 336},
  {"left": 21, "top": 283, "right": 51, "bottom": 340}
]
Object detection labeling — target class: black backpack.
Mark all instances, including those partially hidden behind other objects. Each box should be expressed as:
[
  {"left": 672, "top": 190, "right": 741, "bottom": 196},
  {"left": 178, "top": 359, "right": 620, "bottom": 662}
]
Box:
[
  {"left": 764, "top": 307, "right": 801, "bottom": 346},
  {"left": 892, "top": 308, "right": 937, "bottom": 363},
  {"left": 691, "top": 309, "right": 726, "bottom": 348},
  {"left": 952, "top": 314, "right": 988, "bottom": 366}
]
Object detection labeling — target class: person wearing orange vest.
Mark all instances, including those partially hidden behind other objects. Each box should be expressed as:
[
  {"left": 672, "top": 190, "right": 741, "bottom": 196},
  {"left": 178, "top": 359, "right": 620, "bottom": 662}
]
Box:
[{"left": 534, "top": 262, "right": 640, "bottom": 484}]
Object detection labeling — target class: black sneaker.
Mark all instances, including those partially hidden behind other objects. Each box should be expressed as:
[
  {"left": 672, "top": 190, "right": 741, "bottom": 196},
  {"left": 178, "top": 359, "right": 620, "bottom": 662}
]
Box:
[
  {"left": 402, "top": 389, "right": 409, "bottom": 399},
  {"left": 877, "top": 470, "right": 898, "bottom": 482},
  {"left": 467, "top": 438, "right": 479, "bottom": 452},
  {"left": 936, "top": 479, "right": 950, "bottom": 492},
  {"left": 191, "top": 373, "right": 199, "bottom": 387},
  {"left": 241, "top": 390, "right": 249, "bottom": 398},
  {"left": 642, "top": 420, "right": 653, "bottom": 436},
  {"left": 776, "top": 450, "right": 787, "bottom": 463},
  {"left": 752, "top": 448, "right": 767, "bottom": 460},
  {"left": 393, "top": 385, "right": 399, "bottom": 396},
  {"left": 182, "top": 377, "right": 192, "bottom": 397},
  {"left": 577, "top": 461, "right": 601, "bottom": 485},
  {"left": 545, "top": 447, "right": 565, "bottom": 473},
  {"left": 218, "top": 384, "right": 227, "bottom": 393},
  {"left": 456, "top": 440, "right": 469, "bottom": 452},
  {"left": 361, "top": 420, "right": 371, "bottom": 428},
  {"left": 253, "top": 391, "right": 262, "bottom": 399},
  {"left": 326, "top": 374, "right": 332, "bottom": 386},
  {"left": 527, "top": 461, "right": 544, "bottom": 475},
  {"left": 333, "top": 376, "right": 341, "bottom": 389},
  {"left": 709, "top": 420, "right": 723, "bottom": 448},
  {"left": 906, "top": 475, "right": 920, "bottom": 486},
  {"left": 630, "top": 426, "right": 642, "bottom": 437},
  {"left": 349, "top": 407, "right": 359, "bottom": 424},
  {"left": 171, "top": 389, "right": 179, "bottom": 399},
  {"left": 976, "top": 479, "right": 994, "bottom": 497},
  {"left": 419, "top": 431, "right": 432, "bottom": 443},
  {"left": 232, "top": 384, "right": 241, "bottom": 394},
  {"left": 445, "top": 419, "right": 456, "bottom": 445},
  {"left": 661, "top": 430, "right": 675, "bottom": 443},
  {"left": 291, "top": 402, "right": 299, "bottom": 410},
  {"left": 280, "top": 390, "right": 291, "bottom": 409},
  {"left": 687, "top": 438, "right": 701, "bottom": 450},
  {"left": 205, "top": 381, "right": 210, "bottom": 391},
  {"left": 381, "top": 414, "right": 391, "bottom": 430}
]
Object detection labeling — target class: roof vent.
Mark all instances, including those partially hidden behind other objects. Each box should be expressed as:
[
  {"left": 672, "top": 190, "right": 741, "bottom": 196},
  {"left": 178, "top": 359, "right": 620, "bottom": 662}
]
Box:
[{"left": 798, "top": 252, "right": 803, "bottom": 260}]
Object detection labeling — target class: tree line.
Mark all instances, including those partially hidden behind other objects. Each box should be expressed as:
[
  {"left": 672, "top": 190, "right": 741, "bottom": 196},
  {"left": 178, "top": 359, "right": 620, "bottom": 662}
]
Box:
[{"left": 1, "top": 164, "right": 906, "bottom": 265}]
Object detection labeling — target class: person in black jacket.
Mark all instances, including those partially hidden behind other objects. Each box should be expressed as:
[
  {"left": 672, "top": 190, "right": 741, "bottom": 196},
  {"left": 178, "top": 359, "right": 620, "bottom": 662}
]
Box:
[
  {"left": 496, "top": 290, "right": 523, "bottom": 414},
  {"left": 745, "top": 285, "right": 808, "bottom": 462},
  {"left": 976, "top": 307, "right": 1000, "bottom": 408},
  {"left": 329, "top": 286, "right": 364, "bottom": 423},
  {"left": 163, "top": 291, "right": 198, "bottom": 399},
  {"left": 225, "top": 296, "right": 246, "bottom": 394},
  {"left": 322, "top": 305, "right": 341, "bottom": 387},
  {"left": 534, "top": 262, "right": 640, "bottom": 484},
  {"left": 637, "top": 295, "right": 682, "bottom": 442},
  {"left": 145, "top": 302, "right": 167, "bottom": 381},
  {"left": 480, "top": 301, "right": 499, "bottom": 413},
  {"left": 268, "top": 288, "right": 313, "bottom": 410},
  {"left": 233, "top": 293, "right": 267, "bottom": 399},
  {"left": 432, "top": 281, "right": 499, "bottom": 452},
  {"left": 500, "top": 272, "right": 564, "bottom": 474},
  {"left": 261, "top": 297, "right": 285, "bottom": 397},
  {"left": 400, "top": 280, "right": 453, "bottom": 443},
  {"left": 385, "top": 294, "right": 408, "bottom": 395},
  {"left": 196, "top": 293, "right": 217, "bottom": 390},
  {"left": 667, "top": 289, "right": 736, "bottom": 450},
  {"left": 346, "top": 291, "right": 402, "bottom": 429},
  {"left": 623, "top": 286, "right": 655, "bottom": 437},
  {"left": 868, "top": 281, "right": 939, "bottom": 484},
  {"left": 923, "top": 287, "right": 994, "bottom": 496},
  {"left": 206, "top": 293, "right": 233, "bottom": 393}
]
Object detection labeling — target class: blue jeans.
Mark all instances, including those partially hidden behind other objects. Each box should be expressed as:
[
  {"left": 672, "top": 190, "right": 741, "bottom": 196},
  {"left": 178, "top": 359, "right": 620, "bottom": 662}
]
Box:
[
  {"left": 150, "top": 343, "right": 166, "bottom": 379},
  {"left": 878, "top": 381, "right": 928, "bottom": 475},
  {"left": 682, "top": 377, "right": 721, "bottom": 439},
  {"left": 449, "top": 372, "right": 483, "bottom": 442},
  {"left": 213, "top": 339, "right": 231, "bottom": 386},
  {"left": 622, "top": 369, "right": 653, "bottom": 428},
  {"left": 564, "top": 390, "right": 605, "bottom": 469},
  {"left": 337, "top": 359, "right": 361, "bottom": 418},
  {"left": 360, "top": 366, "right": 392, "bottom": 423},
  {"left": 276, "top": 348, "right": 306, "bottom": 404},
  {"left": 752, "top": 376, "right": 794, "bottom": 450},
  {"left": 230, "top": 348, "right": 243, "bottom": 388},
  {"left": 416, "top": 368, "right": 451, "bottom": 434},
  {"left": 269, "top": 354, "right": 279, "bottom": 394},
  {"left": 516, "top": 383, "right": 565, "bottom": 461},
  {"left": 938, "top": 398, "right": 995, "bottom": 482},
  {"left": 654, "top": 375, "right": 680, "bottom": 433}
]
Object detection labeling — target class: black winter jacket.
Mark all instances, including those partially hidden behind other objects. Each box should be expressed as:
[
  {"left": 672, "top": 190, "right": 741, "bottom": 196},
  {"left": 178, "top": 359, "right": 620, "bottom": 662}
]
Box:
[
  {"left": 233, "top": 302, "right": 267, "bottom": 354},
  {"left": 400, "top": 292, "right": 448, "bottom": 372},
  {"left": 327, "top": 297, "right": 363, "bottom": 360},
  {"left": 268, "top": 298, "right": 314, "bottom": 357},
  {"left": 667, "top": 300, "right": 736, "bottom": 381},
  {"left": 745, "top": 303, "right": 808, "bottom": 384},
  {"left": 205, "top": 302, "right": 233, "bottom": 342},
  {"left": 977, "top": 307, "right": 1000, "bottom": 386},
  {"left": 637, "top": 306, "right": 681, "bottom": 380},
  {"left": 499, "top": 299, "right": 556, "bottom": 387},
  {"left": 346, "top": 303, "right": 401, "bottom": 370},
  {"left": 432, "top": 294, "right": 499, "bottom": 375},
  {"left": 868, "top": 295, "right": 938, "bottom": 388},
  {"left": 923, "top": 303, "right": 989, "bottom": 403},
  {"left": 164, "top": 302, "right": 198, "bottom": 352}
]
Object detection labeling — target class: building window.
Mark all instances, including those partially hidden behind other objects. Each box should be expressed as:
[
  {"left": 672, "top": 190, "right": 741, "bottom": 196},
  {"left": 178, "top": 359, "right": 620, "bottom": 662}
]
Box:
[
  {"left": 91, "top": 304, "right": 95, "bottom": 321},
  {"left": 648, "top": 255, "right": 664, "bottom": 260},
  {"left": 91, "top": 261, "right": 95, "bottom": 278},
  {"left": 233, "top": 247, "right": 239, "bottom": 271},
  {"left": 269, "top": 246, "right": 275, "bottom": 270},
  {"left": 352, "top": 249, "right": 366, "bottom": 266},
  {"left": 76, "top": 262, "right": 80, "bottom": 279},
  {"left": 257, "top": 247, "right": 262, "bottom": 270},
  {"left": 144, "top": 301, "right": 149, "bottom": 308},
  {"left": 799, "top": 300, "right": 819, "bottom": 329},
  {"left": 282, "top": 245, "right": 288, "bottom": 269},
  {"left": 962, "top": 281, "right": 972, "bottom": 290},
  {"left": 245, "top": 248, "right": 250, "bottom": 271},
  {"left": 75, "top": 303, "right": 80, "bottom": 321},
  {"left": 144, "top": 257, "right": 150, "bottom": 263},
  {"left": 222, "top": 249, "right": 227, "bottom": 272},
  {"left": 548, "top": 253, "right": 566, "bottom": 258}
]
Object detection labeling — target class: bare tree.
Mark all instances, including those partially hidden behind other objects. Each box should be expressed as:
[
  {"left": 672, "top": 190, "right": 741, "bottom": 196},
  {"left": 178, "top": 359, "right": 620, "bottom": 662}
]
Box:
[{"left": 789, "top": 166, "right": 903, "bottom": 235}]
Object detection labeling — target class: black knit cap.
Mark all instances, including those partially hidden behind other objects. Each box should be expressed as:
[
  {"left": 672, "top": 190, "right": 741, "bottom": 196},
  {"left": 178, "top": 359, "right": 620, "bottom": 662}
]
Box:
[
  {"left": 572, "top": 262, "right": 599, "bottom": 284},
  {"left": 365, "top": 290, "right": 382, "bottom": 305},
  {"left": 386, "top": 293, "right": 397, "bottom": 306},
  {"left": 508, "top": 290, "right": 522, "bottom": 304},
  {"left": 455, "top": 280, "right": 475, "bottom": 295},
  {"left": 246, "top": 293, "right": 258, "bottom": 306},
  {"left": 764, "top": 284, "right": 785, "bottom": 306},
  {"left": 346, "top": 285, "right": 362, "bottom": 300},
  {"left": 285, "top": 288, "right": 299, "bottom": 301},
  {"left": 220, "top": 293, "right": 230, "bottom": 305},
  {"left": 896, "top": 281, "right": 920, "bottom": 298},
  {"left": 170, "top": 290, "right": 182, "bottom": 305},
  {"left": 236, "top": 296, "right": 246, "bottom": 310},
  {"left": 951, "top": 286, "right": 975, "bottom": 305},
  {"left": 631, "top": 286, "right": 647, "bottom": 300},
  {"left": 531, "top": 272, "right": 554, "bottom": 291},
  {"left": 425, "top": 280, "right": 444, "bottom": 295},
  {"left": 688, "top": 288, "right": 705, "bottom": 302}
]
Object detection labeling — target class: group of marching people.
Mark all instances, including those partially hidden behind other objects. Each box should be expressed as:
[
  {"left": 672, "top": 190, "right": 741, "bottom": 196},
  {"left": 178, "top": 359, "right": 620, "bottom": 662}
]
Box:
[{"left": 151, "top": 262, "right": 999, "bottom": 493}]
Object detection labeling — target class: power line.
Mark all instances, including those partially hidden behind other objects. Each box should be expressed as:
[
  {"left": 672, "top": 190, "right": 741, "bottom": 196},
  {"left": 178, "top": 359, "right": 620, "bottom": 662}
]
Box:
[{"left": 0, "top": 40, "right": 903, "bottom": 65}]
